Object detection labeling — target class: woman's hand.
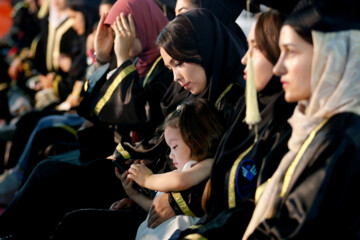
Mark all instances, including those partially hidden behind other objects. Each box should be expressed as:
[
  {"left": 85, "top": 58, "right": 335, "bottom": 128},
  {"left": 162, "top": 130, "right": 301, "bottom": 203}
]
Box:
[
  {"left": 109, "top": 198, "right": 134, "bottom": 210},
  {"left": 115, "top": 168, "right": 139, "bottom": 198},
  {"left": 112, "top": 13, "right": 136, "bottom": 67},
  {"left": 147, "top": 193, "right": 175, "bottom": 228},
  {"left": 8, "top": 57, "right": 23, "bottom": 80},
  {"left": 94, "top": 12, "right": 114, "bottom": 66}
]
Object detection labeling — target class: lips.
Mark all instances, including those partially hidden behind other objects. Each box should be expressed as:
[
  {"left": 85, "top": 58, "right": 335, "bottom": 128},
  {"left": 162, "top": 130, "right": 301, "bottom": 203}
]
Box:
[
  {"left": 281, "top": 80, "right": 289, "bottom": 89},
  {"left": 181, "top": 82, "right": 190, "bottom": 90}
]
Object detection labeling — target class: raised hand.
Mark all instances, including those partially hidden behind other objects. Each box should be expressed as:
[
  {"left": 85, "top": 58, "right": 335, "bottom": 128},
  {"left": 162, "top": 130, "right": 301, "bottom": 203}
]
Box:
[
  {"left": 94, "top": 12, "right": 114, "bottom": 66},
  {"left": 111, "top": 13, "right": 136, "bottom": 67}
]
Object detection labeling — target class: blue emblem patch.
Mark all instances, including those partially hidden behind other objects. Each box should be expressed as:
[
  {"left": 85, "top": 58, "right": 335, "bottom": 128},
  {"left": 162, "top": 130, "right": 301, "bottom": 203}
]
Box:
[{"left": 235, "top": 158, "right": 257, "bottom": 199}]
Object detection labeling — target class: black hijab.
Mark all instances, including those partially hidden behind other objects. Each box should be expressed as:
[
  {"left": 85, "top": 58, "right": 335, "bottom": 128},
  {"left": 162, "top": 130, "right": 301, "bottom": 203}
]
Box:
[
  {"left": 199, "top": 0, "right": 248, "bottom": 49},
  {"left": 160, "top": 8, "right": 247, "bottom": 115},
  {"left": 183, "top": 9, "right": 246, "bottom": 102}
]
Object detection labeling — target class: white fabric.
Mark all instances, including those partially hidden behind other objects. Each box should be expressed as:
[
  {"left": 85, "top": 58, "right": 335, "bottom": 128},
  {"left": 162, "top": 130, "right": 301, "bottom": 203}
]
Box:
[
  {"left": 136, "top": 160, "right": 200, "bottom": 240},
  {"left": 243, "top": 30, "right": 360, "bottom": 239},
  {"left": 48, "top": 2, "right": 68, "bottom": 28}
]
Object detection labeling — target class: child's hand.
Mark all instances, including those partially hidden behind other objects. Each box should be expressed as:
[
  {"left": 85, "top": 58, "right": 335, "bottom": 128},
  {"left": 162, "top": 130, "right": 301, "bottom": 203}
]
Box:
[
  {"left": 127, "top": 163, "right": 153, "bottom": 188},
  {"left": 115, "top": 168, "right": 139, "bottom": 197}
]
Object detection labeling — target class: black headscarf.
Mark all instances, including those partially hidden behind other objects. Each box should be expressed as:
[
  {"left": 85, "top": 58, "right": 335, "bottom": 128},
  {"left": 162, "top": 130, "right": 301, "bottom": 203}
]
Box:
[
  {"left": 65, "top": 0, "right": 100, "bottom": 36},
  {"left": 199, "top": 0, "right": 248, "bottom": 49},
  {"left": 253, "top": 0, "right": 360, "bottom": 32},
  {"left": 160, "top": 9, "right": 247, "bottom": 115},
  {"left": 184, "top": 9, "right": 246, "bottom": 102}
]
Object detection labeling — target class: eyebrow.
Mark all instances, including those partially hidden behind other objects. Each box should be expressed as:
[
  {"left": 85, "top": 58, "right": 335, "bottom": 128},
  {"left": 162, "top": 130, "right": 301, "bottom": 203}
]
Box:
[
  {"left": 281, "top": 43, "right": 297, "bottom": 48},
  {"left": 165, "top": 58, "right": 175, "bottom": 69},
  {"left": 177, "top": 7, "right": 188, "bottom": 13}
]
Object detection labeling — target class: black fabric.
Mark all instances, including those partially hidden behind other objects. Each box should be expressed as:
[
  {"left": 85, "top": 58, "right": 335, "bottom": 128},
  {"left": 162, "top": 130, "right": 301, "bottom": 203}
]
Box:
[
  {"left": 78, "top": 57, "right": 174, "bottom": 141},
  {"left": 174, "top": 200, "right": 255, "bottom": 240},
  {"left": 199, "top": 0, "right": 248, "bottom": 50},
  {"left": 178, "top": 9, "right": 246, "bottom": 102},
  {"left": 0, "top": 57, "right": 11, "bottom": 121},
  {"left": 0, "top": 159, "right": 125, "bottom": 240},
  {"left": 8, "top": 1, "right": 41, "bottom": 50},
  {"left": 51, "top": 208, "right": 147, "bottom": 240},
  {"left": 249, "top": 112, "right": 360, "bottom": 239},
  {"left": 253, "top": 0, "right": 360, "bottom": 32},
  {"left": 18, "top": 17, "right": 85, "bottom": 102},
  {"left": 65, "top": 0, "right": 100, "bottom": 37},
  {"left": 207, "top": 76, "right": 295, "bottom": 218}
]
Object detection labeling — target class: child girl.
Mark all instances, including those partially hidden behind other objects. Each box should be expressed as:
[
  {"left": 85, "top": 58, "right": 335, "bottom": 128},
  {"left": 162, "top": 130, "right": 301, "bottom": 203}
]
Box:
[{"left": 117, "top": 98, "right": 225, "bottom": 240}]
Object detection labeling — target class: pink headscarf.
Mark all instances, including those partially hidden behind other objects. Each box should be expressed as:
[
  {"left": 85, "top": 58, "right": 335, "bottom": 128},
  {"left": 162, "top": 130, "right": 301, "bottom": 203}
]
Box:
[{"left": 105, "top": 0, "right": 168, "bottom": 78}]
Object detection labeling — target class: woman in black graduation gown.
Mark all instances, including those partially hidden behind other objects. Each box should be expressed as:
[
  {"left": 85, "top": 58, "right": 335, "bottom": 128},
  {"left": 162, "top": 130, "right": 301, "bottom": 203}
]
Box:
[
  {"left": 171, "top": 9, "right": 297, "bottom": 239},
  {"left": 243, "top": 1, "right": 360, "bottom": 239}
]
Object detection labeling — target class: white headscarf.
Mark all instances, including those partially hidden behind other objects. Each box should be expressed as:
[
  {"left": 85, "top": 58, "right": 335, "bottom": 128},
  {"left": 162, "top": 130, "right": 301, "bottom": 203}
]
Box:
[
  {"left": 243, "top": 29, "right": 360, "bottom": 239},
  {"left": 48, "top": 0, "right": 68, "bottom": 28}
]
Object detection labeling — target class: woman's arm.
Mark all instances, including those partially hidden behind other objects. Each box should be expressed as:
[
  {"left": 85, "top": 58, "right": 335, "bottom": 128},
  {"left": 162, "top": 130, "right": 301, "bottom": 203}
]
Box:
[
  {"left": 128, "top": 159, "right": 213, "bottom": 192},
  {"left": 115, "top": 168, "right": 153, "bottom": 211}
]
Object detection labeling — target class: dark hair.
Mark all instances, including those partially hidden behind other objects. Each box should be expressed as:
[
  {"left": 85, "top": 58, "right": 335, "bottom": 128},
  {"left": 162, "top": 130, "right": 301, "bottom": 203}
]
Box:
[
  {"left": 255, "top": 9, "right": 285, "bottom": 65},
  {"left": 189, "top": 0, "right": 200, "bottom": 8},
  {"left": 283, "top": 0, "right": 319, "bottom": 44},
  {"left": 66, "top": 3, "right": 99, "bottom": 36},
  {"left": 156, "top": 15, "right": 201, "bottom": 65},
  {"left": 163, "top": 98, "right": 224, "bottom": 161}
]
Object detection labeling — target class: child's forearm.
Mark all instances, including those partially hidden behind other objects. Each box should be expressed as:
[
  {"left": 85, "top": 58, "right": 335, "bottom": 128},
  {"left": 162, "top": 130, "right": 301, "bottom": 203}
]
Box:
[{"left": 144, "top": 159, "right": 213, "bottom": 192}]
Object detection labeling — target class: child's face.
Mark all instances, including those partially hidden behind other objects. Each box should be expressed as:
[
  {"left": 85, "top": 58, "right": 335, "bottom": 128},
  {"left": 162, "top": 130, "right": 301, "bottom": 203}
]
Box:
[{"left": 164, "top": 126, "right": 192, "bottom": 171}]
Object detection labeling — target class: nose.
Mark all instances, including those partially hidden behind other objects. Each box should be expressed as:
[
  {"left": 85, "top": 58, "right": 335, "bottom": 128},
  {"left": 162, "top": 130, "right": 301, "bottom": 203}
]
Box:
[
  {"left": 173, "top": 69, "right": 181, "bottom": 82},
  {"left": 273, "top": 56, "right": 286, "bottom": 77},
  {"left": 169, "top": 152, "right": 174, "bottom": 160},
  {"left": 241, "top": 50, "right": 249, "bottom": 66}
]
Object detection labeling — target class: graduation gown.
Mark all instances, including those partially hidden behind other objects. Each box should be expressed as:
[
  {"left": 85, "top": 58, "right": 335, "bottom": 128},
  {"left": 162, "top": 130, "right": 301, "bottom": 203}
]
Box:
[
  {"left": 249, "top": 112, "right": 360, "bottom": 239},
  {"left": 18, "top": 16, "right": 82, "bottom": 101}
]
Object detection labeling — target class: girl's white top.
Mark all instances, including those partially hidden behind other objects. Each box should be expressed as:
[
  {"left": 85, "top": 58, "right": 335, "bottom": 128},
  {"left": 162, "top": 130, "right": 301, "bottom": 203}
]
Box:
[{"left": 135, "top": 160, "right": 200, "bottom": 240}]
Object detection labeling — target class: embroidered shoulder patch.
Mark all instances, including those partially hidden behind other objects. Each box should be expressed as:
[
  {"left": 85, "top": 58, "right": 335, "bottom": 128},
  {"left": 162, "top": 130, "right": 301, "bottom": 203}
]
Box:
[{"left": 235, "top": 158, "right": 258, "bottom": 199}]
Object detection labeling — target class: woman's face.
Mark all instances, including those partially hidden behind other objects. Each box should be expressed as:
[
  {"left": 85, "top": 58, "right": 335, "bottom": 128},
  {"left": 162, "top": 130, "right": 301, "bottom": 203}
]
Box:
[
  {"left": 165, "top": 126, "right": 192, "bottom": 171},
  {"left": 241, "top": 23, "right": 274, "bottom": 92},
  {"left": 66, "top": 8, "right": 85, "bottom": 35},
  {"left": 273, "top": 25, "right": 313, "bottom": 103},
  {"left": 99, "top": 3, "right": 112, "bottom": 17},
  {"left": 175, "top": 0, "right": 197, "bottom": 16},
  {"left": 161, "top": 47, "right": 207, "bottom": 95}
]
